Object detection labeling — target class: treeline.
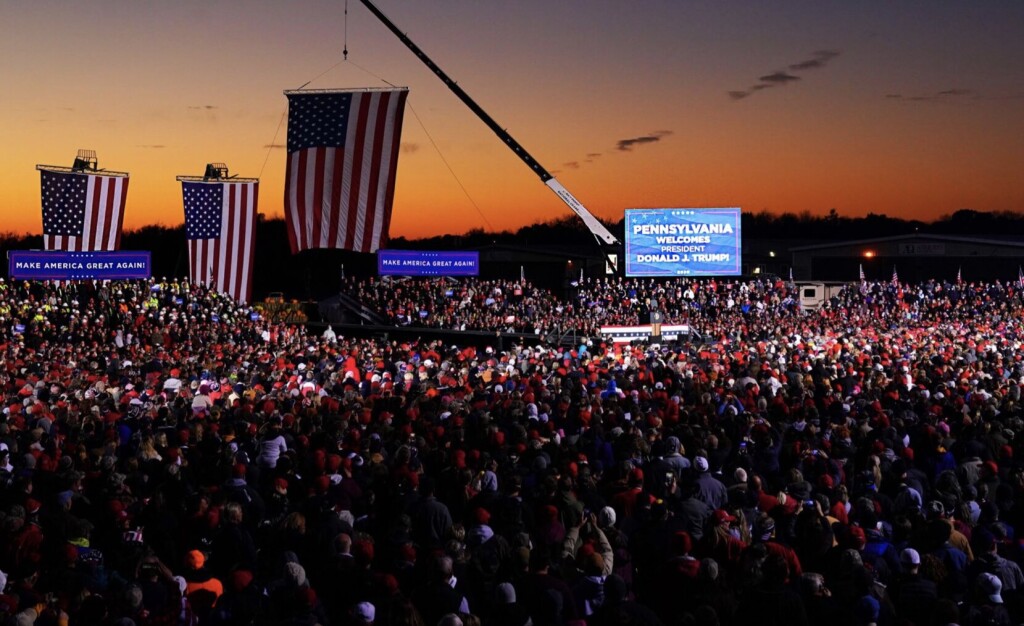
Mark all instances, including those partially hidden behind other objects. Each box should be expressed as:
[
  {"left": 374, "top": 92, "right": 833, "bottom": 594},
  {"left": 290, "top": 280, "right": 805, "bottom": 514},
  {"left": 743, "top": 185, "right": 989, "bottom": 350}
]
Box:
[
  {"left": 1, "top": 209, "right": 1021, "bottom": 301},
  {"left": 390, "top": 208, "right": 1024, "bottom": 247}
]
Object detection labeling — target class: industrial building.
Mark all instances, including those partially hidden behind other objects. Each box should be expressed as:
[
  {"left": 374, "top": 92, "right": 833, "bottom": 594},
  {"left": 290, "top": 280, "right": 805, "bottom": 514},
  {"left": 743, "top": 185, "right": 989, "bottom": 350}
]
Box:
[{"left": 789, "top": 233, "right": 1024, "bottom": 283}]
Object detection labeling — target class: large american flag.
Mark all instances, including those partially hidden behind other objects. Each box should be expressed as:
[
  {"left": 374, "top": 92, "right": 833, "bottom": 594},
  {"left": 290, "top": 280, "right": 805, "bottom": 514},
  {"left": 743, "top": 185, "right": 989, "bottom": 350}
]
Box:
[
  {"left": 40, "top": 169, "right": 129, "bottom": 251},
  {"left": 284, "top": 88, "right": 408, "bottom": 254},
  {"left": 183, "top": 180, "right": 258, "bottom": 303}
]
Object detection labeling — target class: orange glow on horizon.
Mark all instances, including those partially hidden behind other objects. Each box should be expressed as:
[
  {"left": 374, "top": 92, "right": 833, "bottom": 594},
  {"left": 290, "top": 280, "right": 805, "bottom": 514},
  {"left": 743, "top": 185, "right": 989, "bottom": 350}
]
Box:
[{"left": 2, "top": 2, "right": 1022, "bottom": 241}]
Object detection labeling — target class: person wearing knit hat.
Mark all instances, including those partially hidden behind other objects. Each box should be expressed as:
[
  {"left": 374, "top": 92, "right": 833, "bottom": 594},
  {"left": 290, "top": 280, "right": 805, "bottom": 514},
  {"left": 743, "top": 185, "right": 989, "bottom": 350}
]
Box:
[
  {"left": 572, "top": 548, "right": 608, "bottom": 617},
  {"left": 493, "top": 581, "right": 534, "bottom": 626},
  {"left": 182, "top": 549, "right": 224, "bottom": 609},
  {"left": 352, "top": 601, "right": 375, "bottom": 625},
  {"left": 466, "top": 506, "right": 497, "bottom": 548},
  {"left": 597, "top": 506, "right": 617, "bottom": 529},
  {"left": 495, "top": 581, "right": 517, "bottom": 605},
  {"left": 284, "top": 562, "right": 308, "bottom": 588}
]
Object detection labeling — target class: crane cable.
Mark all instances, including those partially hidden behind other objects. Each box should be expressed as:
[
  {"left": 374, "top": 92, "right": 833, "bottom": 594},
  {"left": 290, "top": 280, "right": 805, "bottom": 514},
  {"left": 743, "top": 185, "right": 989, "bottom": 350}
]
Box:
[
  {"left": 281, "top": 2, "right": 496, "bottom": 232},
  {"left": 344, "top": 57, "right": 496, "bottom": 233}
]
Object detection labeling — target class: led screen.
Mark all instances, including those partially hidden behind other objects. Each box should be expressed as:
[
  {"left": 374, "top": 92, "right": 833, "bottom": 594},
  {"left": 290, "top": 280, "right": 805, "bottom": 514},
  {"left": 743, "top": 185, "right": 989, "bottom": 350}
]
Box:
[{"left": 625, "top": 208, "right": 742, "bottom": 277}]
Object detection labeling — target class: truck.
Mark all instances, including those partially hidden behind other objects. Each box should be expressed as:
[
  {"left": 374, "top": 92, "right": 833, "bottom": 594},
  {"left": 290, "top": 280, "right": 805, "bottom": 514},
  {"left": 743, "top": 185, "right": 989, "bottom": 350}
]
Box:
[{"left": 796, "top": 281, "right": 850, "bottom": 310}]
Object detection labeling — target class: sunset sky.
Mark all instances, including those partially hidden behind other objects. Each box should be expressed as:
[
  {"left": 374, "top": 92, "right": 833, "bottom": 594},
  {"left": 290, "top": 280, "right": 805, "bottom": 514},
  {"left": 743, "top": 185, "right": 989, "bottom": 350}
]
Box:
[{"left": 3, "top": 1, "right": 1023, "bottom": 240}]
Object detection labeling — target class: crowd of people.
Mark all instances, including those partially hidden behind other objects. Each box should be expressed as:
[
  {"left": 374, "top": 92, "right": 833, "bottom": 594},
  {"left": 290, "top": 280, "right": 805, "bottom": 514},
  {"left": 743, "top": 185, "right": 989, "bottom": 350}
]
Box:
[
  {"left": 338, "top": 277, "right": 565, "bottom": 335},
  {"left": 343, "top": 274, "right": 1023, "bottom": 346},
  {"left": 1, "top": 274, "right": 1024, "bottom": 626}
]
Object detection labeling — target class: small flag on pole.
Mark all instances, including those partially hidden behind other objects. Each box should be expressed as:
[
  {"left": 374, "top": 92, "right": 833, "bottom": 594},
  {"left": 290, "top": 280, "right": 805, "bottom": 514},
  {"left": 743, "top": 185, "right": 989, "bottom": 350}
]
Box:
[{"left": 891, "top": 266, "right": 899, "bottom": 287}]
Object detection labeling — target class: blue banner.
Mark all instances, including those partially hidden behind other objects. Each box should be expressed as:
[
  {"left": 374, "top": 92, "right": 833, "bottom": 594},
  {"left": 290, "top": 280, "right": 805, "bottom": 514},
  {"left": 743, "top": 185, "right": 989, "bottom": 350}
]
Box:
[
  {"left": 8, "top": 251, "right": 152, "bottom": 280},
  {"left": 378, "top": 250, "right": 480, "bottom": 276},
  {"left": 625, "top": 208, "right": 742, "bottom": 277}
]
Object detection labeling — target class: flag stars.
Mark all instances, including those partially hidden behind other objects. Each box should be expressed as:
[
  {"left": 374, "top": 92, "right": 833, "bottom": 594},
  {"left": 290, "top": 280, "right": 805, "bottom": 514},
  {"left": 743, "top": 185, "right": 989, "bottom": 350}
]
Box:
[
  {"left": 184, "top": 183, "right": 223, "bottom": 239},
  {"left": 287, "top": 92, "right": 352, "bottom": 152},
  {"left": 41, "top": 171, "right": 88, "bottom": 236}
]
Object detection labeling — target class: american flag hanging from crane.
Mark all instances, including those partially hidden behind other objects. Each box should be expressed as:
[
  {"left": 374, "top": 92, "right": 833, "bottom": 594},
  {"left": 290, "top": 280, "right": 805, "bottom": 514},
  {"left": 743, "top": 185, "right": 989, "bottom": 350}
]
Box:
[{"left": 283, "top": 88, "right": 408, "bottom": 254}]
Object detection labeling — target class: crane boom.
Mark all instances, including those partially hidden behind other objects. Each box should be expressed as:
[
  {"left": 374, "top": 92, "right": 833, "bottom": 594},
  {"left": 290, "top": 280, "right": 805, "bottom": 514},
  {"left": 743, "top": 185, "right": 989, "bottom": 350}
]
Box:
[{"left": 358, "top": 0, "right": 621, "bottom": 252}]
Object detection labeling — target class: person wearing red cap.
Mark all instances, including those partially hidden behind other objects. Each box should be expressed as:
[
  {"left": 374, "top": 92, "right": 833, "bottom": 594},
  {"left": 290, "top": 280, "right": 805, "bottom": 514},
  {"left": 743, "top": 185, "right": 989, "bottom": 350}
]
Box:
[
  {"left": 222, "top": 463, "right": 266, "bottom": 527},
  {"left": 465, "top": 502, "right": 515, "bottom": 604},
  {"left": 702, "top": 509, "right": 747, "bottom": 570},
  {"left": 752, "top": 511, "right": 803, "bottom": 579},
  {"left": 265, "top": 477, "right": 291, "bottom": 525},
  {"left": 207, "top": 502, "right": 257, "bottom": 581},
  {"left": 1, "top": 503, "right": 43, "bottom": 576},
  {"left": 609, "top": 467, "right": 645, "bottom": 521}
]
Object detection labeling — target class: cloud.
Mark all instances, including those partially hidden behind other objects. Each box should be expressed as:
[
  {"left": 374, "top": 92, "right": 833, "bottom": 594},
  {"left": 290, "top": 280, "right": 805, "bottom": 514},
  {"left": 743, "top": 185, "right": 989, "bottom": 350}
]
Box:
[
  {"left": 400, "top": 142, "right": 419, "bottom": 154},
  {"left": 729, "top": 50, "right": 841, "bottom": 100},
  {"left": 137, "top": 145, "right": 165, "bottom": 149},
  {"left": 616, "top": 130, "right": 672, "bottom": 152},
  {"left": 264, "top": 143, "right": 286, "bottom": 149},
  {"left": 562, "top": 161, "right": 580, "bottom": 169},
  {"left": 187, "top": 105, "right": 218, "bottom": 110},
  {"left": 788, "top": 50, "right": 841, "bottom": 71},
  {"left": 586, "top": 153, "right": 602, "bottom": 159},
  {"left": 886, "top": 88, "right": 974, "bottom": 102},
  {"left": 759, "top": 72, "right": 801, "bottom": 84}
]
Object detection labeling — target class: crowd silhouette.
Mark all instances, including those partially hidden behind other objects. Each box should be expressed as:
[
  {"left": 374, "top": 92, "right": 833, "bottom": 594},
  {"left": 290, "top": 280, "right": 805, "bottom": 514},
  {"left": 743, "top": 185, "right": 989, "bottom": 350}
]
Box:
[{"left": 1, "top": 274, "right": 1023, "bottom": 626}]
